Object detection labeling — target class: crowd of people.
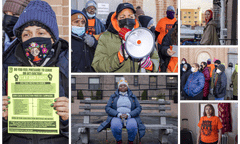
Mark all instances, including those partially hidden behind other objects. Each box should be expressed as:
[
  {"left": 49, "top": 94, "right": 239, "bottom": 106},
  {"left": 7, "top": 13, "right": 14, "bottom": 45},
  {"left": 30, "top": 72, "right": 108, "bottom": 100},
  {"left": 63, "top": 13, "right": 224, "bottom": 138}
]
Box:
[
  {"left": 71, "top": 1, "right": 178, "bottom": 73},
  {"left": 181, "top": 58, "right": 238, "bottom": 100}
]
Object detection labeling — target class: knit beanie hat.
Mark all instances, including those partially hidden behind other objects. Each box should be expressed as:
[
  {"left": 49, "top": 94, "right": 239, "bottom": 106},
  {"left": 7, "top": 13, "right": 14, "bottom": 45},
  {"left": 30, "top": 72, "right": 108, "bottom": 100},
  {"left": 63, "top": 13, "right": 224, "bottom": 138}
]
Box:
[
  {"left": 167, "top": 6, "right": 175, "bottom": 12},
  {"left": 214, "top": 60, "right": 221, "bottom": 65},
  {"left": 218, "top": 64, "right": 225, "bottom": 72},
  {"left": 136, "top": 6, "right": 145, "bottom": 16},
  {"left": 13, "top": 0, "right": 59, "bottom": 42},
  {"left": 118, "top": 77, "right": 129, "bottom": 88},
  {"left": 138, "top": 15, "right": 153, "bottom": 28},
  {"left": 85, "top": 0, "right": 97, "bottom": 9},
  {"left": 3, "top": 0, "right": 31, "bottom": 15}
]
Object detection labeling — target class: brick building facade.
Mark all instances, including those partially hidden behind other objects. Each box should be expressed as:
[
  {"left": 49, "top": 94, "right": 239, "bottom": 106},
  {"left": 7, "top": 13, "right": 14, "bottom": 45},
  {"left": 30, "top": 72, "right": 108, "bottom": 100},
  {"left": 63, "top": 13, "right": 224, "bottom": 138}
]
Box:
[
  {"left": 44, "top": 0, "right": 69, "bottom": 42},
  {"left": 180, "top": 48, "right": 238, "bottom": 67},
  {"left": 71, "top": 75, "right": 178, "bottom": 116}
]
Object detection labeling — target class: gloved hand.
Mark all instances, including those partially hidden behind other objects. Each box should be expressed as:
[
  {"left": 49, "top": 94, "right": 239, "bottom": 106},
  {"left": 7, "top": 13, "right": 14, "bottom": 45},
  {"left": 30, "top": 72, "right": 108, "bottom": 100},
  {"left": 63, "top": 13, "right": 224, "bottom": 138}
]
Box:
[
  {"left": 118, "top": 43, "right": 129, "bottom": 63},
  {"left": 140, "top": 56, "right": 153, "bottom": 71},
  {"left": 83, "top": 34, "right": 95, "bottom": 47},
  {"left": 118, "top": 28, "right": 131, "bottom": 41}
]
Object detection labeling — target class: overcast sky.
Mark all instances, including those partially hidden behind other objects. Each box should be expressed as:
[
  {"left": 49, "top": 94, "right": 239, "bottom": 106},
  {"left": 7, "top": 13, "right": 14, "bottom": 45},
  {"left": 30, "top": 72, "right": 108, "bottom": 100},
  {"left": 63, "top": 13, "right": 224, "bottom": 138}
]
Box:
[{"left": 181, "top": 0, "right": 213, "bottom": 12}]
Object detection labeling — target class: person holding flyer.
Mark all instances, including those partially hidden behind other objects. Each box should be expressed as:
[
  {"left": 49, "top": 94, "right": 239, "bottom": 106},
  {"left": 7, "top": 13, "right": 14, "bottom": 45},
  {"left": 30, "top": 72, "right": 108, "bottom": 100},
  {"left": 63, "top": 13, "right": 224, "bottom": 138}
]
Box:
[{"left": 2, "top": 0, "right": 69, "bottom": 143}]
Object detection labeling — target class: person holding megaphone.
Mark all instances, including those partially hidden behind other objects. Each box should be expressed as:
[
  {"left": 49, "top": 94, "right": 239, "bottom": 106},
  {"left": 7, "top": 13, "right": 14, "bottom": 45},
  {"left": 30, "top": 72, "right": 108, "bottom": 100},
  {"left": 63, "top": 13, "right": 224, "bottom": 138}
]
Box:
[{"left": 91, "top": 3, "right": 159, "bottom": 72}]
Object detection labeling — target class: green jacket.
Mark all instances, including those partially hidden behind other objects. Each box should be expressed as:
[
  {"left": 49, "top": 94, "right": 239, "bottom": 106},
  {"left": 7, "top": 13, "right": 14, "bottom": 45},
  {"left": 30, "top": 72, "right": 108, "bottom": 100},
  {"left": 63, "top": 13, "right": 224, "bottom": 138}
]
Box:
[
  {"left": 91, "top": 30, "right": 159, "bottom": 72},
  {"left": 200, "top": 20, "right": 220, "bottom": 45},
  {"left": 231, "top": 70, "right": 238, "bottom": 96},
  {"left": 211, "top": 68, "right": 217, "bottom": 89}
]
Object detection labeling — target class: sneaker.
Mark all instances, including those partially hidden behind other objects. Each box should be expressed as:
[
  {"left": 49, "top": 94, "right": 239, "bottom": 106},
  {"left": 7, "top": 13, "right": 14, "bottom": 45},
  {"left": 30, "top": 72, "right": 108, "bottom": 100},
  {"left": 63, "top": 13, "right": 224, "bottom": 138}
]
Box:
[{"left": 116, "top": 140, "right": 122, "bottom": 144}]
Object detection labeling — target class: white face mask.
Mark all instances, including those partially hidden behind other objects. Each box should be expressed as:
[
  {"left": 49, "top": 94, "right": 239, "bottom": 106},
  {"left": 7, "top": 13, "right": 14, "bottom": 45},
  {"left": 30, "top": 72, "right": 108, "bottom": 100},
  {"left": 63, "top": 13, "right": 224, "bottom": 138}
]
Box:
[
  {"left": 182, "top": 61, "right": 185, "bottom": 64},
  {"left": 182, "top": 68, "right": 186, "bottom": 72},
  {"left": 72, "top": 26, "right": 85, "bottom": 36},
  {"left": 216, "top": 69, "right": 221, "bottom": 73},
  {"left": 191, "top": 67, "right": 196, "bottom": 72}
]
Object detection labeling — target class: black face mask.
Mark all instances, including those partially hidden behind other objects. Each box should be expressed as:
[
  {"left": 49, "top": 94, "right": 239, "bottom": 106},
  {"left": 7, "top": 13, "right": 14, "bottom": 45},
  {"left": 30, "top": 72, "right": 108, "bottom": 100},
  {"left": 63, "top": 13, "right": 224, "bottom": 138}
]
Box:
[
  {"left": 118, "top": 18, "right": 135, "bottom": 30},
  {"left": 3, "top": 15, "right": 19, "bottom": 38},
  {"left": 22, "top": 37, "right": 53, "bottom": 66}
]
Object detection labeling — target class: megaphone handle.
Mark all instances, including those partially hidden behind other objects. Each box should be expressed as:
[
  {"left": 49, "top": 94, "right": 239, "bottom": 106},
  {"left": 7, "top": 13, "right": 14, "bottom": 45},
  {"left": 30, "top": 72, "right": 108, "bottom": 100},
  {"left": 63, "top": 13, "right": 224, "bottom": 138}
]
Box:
[{"left": 121, "top": 43, "right": 127, "bottom": 61}]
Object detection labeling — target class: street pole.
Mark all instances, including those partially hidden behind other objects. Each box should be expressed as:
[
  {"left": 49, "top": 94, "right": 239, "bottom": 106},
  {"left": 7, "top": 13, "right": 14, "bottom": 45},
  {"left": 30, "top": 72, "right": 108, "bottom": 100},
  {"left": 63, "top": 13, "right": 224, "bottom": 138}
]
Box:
[{"left": 220, "top": 0, "right": 225, "bottom": 45}]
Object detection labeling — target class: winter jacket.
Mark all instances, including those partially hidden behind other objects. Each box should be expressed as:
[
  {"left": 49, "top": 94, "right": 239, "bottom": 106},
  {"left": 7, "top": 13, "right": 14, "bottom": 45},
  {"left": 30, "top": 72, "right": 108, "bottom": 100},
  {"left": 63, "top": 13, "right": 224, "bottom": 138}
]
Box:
[
  {"left": 202, "top": 67, "right": 210, "bottom": 97},
  {"left": 213, "top": 72, "right": 227, "bottom": 98},
  {"left": 211, "top": 68, "right": 217, "bottom": 89},
  {"left": 2, "top": 39, "right": 69, "bottom": 144},
  {"left": 225, "top": 67, "right": 234, "bottom": 91},
  {"left": 181, "top": 68, "right": 191, "bottom": 98},
  {"left": 207, "top": 64, "right": 215, "bottom": 78},
  {"left": 158, "top": 22, "right": 177, "bottom": 72},
  {"left": 91, "top": 12, "right": 159, "bottom": 72},
  {"left": 71, "top": 10, "right": 97, "bottom": 72},
  {"left": 231, "top": 70, "right": 238, "bottom": 96},
  {"left": 180, "top": 63, "right": 191, "bottom": 76},
  {"left": 184, "top": 71, "right": 205, "bottom": 97},
  {"left": 82, "top": 8, "right": 105, "bottom": 35},
  {"left": 97, "top": 89, "right": 145, "bottom": 139},
  {"left": 200, "top": 20, "right": 220, "bottom": 45}
]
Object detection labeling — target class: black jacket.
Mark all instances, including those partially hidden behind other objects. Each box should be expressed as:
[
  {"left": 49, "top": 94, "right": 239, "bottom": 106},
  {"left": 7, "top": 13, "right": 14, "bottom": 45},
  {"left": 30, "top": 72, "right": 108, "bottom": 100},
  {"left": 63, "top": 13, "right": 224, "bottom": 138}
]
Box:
[
  {"left": 2, "top": 38, "right": 69, "bottom": 144},
  {"left": 158, "top": 22, "right": 177, "bottom": 72},
  {"left": 181, "top": 68, "right": 192, "bottom": 98}
]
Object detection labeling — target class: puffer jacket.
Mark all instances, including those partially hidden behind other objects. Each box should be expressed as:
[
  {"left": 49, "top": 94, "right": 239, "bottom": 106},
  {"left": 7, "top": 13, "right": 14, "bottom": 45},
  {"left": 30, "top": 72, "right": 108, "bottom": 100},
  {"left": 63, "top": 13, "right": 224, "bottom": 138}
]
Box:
[
  {"left": 202, "top": 67, "right": 210, "bottom": 97},
  {"left": 2, "top": 39, "right": 69, "bottom": 144},
  {"left": 91, "top": 12, "right": 159, "bottom": 72},
  {"left": 213, "top": 72, "right": 227, "bottom": 98},
  {"left": 71, "top": 10, "right": 97, "bottom": 72},
  {"left": 184, "top": 71, "right": 205, "bottom": 97},
  {"left": 200, "top": 20, "right": 220, "bottom": 45},
  {"left": 97, "top": 89, "right": 145, "bottom": 139}
]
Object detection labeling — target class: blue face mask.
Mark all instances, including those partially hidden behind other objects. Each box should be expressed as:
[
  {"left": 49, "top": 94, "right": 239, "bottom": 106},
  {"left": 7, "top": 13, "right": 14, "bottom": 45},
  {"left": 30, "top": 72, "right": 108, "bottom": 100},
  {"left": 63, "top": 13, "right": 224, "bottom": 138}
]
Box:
[
  {"left": 72, "top": 26, "right": 85, "bottom": 36},
  {"left": 87, "top": 12, "right": 96, "bottom": 18}
]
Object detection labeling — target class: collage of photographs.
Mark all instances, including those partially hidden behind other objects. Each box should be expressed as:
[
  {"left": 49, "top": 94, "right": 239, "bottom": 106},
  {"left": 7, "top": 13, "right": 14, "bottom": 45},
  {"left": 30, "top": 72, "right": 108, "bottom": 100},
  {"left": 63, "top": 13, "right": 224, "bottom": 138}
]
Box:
[{"left": 0, "top": 0, "right": 238, "bottom": 144}]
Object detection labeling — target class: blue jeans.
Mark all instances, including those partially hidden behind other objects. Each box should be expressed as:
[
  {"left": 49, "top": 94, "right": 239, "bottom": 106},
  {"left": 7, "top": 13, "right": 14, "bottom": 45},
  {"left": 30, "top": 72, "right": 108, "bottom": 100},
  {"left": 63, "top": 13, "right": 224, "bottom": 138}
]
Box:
[
  {"left": 215, "top": 97, "right": 224, "bottom": 100},
  {"left": 111, "top": 117, "right": 138, "bottom": 141}
]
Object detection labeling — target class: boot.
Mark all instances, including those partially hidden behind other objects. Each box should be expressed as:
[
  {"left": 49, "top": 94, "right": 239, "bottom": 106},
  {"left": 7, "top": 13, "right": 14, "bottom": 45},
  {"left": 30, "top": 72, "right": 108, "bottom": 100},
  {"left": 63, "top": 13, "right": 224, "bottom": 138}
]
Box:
[
  {"left": 128, "top": 140, "right": 133, "bottom": 144},
  {"left": 116, "top": 140, "right": 122, "bottom": 144}
]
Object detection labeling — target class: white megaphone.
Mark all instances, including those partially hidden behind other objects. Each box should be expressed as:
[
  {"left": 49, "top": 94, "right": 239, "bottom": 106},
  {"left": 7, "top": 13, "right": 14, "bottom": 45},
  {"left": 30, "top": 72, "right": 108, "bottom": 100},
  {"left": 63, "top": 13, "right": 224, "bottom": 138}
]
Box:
[{"left": 125, "top": 27, "right": 155, "bottom": 59}]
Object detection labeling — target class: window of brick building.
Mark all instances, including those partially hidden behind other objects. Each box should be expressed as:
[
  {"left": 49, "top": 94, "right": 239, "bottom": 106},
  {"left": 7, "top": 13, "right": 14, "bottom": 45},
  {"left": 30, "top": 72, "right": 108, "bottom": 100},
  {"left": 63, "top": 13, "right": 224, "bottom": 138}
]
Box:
[
  {"left": 149, "top": 76, "right": 157, "bottom": 89},
  {"left": 71, "top": 77, "right": 76, "bottom": 91},
  {"left": 115, "top": 76, "right": 124, "bottom": 89},
  {"left": 134, "top": 75, "right": 138, "bottom": 86},
  {"left": 88, "top": 77, "right": 100, "bottom": 90}
]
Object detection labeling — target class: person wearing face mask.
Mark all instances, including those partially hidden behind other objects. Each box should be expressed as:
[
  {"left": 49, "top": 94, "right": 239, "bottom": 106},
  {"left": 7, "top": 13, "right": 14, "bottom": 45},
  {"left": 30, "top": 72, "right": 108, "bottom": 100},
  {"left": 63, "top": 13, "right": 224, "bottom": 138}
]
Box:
[
  {"left": 225, "top": 62, "right": 235, "bottom": 99},
  {"left": 135, "top": 6, "right": 145, "bottom": 19},
  {"left": 2, "top": 0, "right": 31, "bottom": 53},
  {"left": 97, "top": 78, "right": 145, "bottom": 144},
  {"left": 184, "top": 63, "right": 205, "bottom": 100},
  {"left": 231, "top": 64, "right": 238, "bottom": 100},
  {"left": 201, "top": 62, "right": 210, "bottom": 100},
  {"left": 91, "top": 3, "right": 159, "bottom": 72},
  {"left": 155, "top": 6, "right": 177, "bottom": 47},
  {"left": 180, "top": 58, "right": 191, "bottom": 76},
  {"left": 82, "top": 0, "right": 105, "bottom": 40},
  {"left": 181, "top": 64, "right": 191, "bottom": 99},
  {"left": 212, "top": 65, "right": 227, "bottom": 100},
  {"left": 3, "top": 1, "right": 69, "bottom": 143},
  {"left": 200, "top": 10, "right": 220, "bottom": 45},
  {"left": 71, "top": 9, "right": 97, "bottom": 72},
  {"left": 210, "top": 60, "right": 221, "bottom": 94},
  {"left": 138, "top": 15, "right": 156, "bottom": 36}
]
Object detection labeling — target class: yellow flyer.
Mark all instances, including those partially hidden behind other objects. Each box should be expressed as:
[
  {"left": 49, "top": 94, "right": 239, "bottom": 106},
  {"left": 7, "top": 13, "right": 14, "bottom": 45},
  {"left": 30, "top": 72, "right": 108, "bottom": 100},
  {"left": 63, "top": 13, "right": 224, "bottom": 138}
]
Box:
[{"left": 8, "top": 66, "right": 59, "bottom": 134}]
